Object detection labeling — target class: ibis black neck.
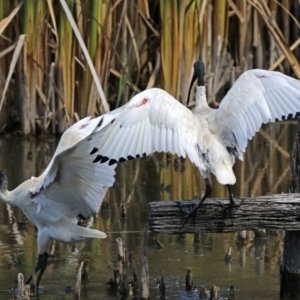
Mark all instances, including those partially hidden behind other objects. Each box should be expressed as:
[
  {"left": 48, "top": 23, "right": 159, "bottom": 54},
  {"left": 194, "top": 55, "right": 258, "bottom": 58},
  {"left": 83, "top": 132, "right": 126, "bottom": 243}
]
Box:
[{"left": 187, "top": 61, "right": 205, "bottom": 105}]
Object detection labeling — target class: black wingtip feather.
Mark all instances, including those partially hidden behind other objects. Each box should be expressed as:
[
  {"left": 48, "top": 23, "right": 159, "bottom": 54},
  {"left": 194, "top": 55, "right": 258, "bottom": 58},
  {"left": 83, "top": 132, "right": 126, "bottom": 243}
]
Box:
[
  {"left": 93, "top": 155, "right": 103, "bottom": 163},
  {"left": 90, "top": 147, "right": 98, "bottom": 155},
  {"left": 97, "top": 117, "right": 104, "bottom": 127},
  {"left": 100, "top": 156, "right": 109, "bottom": 163},
  {"left": 109, "top": 159, "right": 117, "bottom": 166}
]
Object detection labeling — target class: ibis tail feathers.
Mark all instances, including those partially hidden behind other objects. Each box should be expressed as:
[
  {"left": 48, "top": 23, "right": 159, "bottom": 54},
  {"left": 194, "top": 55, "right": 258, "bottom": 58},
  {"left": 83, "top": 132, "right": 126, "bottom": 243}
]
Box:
[
  {"left": 214, "top": 165, "right": 236, "bottom": 185},
  {"left": 73, "top": 225, "right": 107, "bottom": 240}
]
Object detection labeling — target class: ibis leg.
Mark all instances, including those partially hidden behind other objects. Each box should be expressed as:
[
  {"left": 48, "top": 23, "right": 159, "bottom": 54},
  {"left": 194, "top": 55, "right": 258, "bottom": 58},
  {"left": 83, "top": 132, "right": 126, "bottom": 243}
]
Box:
[
  {"left": 25, "top": 252, "right": 49, "bottom": 287},
  {"left": 36, "top": 252, "right": 49, "bottom": 287},
  {"left": 216, "top": 185, "right": 243, "bottom": 215},
  {"left": 177, "top": 178, "right": 212, "bottom": 228},
  {"left": 228, "top": 185, "right": 234, "bottom": 206},
  {"left": 25, "top": 254, "right": 44, "bottom": 285},
  {"left": 226, "top": 184, "right": 242, "bottom": 208}
]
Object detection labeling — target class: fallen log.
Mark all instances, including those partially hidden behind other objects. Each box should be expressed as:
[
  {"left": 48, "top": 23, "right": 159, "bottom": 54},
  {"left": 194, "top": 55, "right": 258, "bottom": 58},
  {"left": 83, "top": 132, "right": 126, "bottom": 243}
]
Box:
[{"left": 149, "top": 193, "right": 300, "bottom": 233}]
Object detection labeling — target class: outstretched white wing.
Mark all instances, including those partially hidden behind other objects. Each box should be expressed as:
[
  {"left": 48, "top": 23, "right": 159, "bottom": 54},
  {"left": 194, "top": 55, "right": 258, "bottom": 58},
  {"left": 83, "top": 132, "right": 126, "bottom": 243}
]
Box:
[
  {"left": 216, "top": 69, "right": 300, "bottom": 154},
  {"left": 95, "top": 88, "right": 206, "bottom": 171},
  {"left": 29, "top": 115, "right": 117, "bottom": 222},
  {"left": 40, "top": 115, "right": 116, "bottom": 178}
]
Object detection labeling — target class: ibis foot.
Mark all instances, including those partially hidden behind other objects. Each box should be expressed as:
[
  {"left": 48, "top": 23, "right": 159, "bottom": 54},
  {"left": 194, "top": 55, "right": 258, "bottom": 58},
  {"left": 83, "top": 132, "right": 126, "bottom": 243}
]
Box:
[
  {"left": 175, "top": 178, "right": 212, "bottom": 230},
  {"left": 175, "top": 200, "right": 201, "bottom": 229},
  {"left": 216, "top": 199, "right": 243, "bottom": 210},
  {"left": 216, "top": 199, "right": 243, "bottom": 219}
]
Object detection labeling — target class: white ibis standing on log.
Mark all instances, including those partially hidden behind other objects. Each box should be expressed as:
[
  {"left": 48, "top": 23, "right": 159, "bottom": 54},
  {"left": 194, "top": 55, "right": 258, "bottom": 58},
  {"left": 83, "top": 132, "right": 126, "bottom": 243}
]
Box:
[{"left": 96, "top": 61, "right": 300, "bottom": 224}]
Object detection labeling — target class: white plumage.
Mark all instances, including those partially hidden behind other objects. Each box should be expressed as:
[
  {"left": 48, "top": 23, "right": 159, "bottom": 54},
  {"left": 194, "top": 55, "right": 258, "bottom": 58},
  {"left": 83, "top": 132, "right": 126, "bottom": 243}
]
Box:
[
  {"left": 0, "top": 114, "right": 117, "bottom": 286},
  {"left": 99, "top": 73, "right": 299, "bottom": 182},
  {"left": 95, "top": 61, "right": 300, "bottom": 219}
]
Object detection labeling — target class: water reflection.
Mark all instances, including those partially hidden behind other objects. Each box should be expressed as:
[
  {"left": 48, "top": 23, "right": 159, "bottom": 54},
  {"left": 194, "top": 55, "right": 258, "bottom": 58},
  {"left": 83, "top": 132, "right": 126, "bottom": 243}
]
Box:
[{"left": 0, "top": 121, "right": 296, "bottom": 299}]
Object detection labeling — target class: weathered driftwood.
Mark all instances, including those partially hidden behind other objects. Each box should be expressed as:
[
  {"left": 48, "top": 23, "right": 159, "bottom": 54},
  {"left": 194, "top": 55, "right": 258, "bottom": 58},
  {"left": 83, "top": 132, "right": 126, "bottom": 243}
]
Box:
[{"left": 149, "top": 194, "right": 300, "bottom": 233}]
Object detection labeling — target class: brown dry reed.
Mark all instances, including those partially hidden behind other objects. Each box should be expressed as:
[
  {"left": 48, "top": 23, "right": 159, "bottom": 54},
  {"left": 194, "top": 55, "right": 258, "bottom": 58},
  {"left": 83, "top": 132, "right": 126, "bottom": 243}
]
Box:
[{"left": 0, "top": 0, "right": 299, "bottom": 135}]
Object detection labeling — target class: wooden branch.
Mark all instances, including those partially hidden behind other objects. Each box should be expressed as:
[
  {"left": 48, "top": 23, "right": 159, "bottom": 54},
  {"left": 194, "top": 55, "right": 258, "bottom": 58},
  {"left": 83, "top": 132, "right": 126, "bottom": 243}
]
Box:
[{"left": 149, "top": 194, "right": 300, "bottom": 233}]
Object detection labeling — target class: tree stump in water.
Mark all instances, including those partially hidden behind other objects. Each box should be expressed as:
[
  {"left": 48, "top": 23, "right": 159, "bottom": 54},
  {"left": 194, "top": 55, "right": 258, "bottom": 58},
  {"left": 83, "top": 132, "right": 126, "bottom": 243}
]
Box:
[{"left": 280, "top": 120, "right": 300, "bottom": 299}]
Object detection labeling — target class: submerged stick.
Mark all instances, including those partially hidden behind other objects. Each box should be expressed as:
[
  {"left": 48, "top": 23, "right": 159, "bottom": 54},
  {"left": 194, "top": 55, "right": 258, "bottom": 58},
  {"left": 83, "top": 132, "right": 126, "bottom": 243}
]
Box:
[
  {"left": 141, "top": 224, "right": 149, "bottom": 299},
  {"left": 116, "top": 238, "right": 124, "bottom": 262},
  {"left": 119, "top": 274, "right": 129, "bottom": 299},
  {"left": 228, "top": 285, "right": 235, "bottom": 300},
  {"left": 74, "top": 261, "right": 83, "bottom": 300},
  {"left": 116, "top": 237, "right": 124, "bottom": 274},
  {"left": 159, "top": 270, "right": 166, "bottom": 299},
  {"left": 210, "top": 285, "right": 219, "bottom": 300},
  {"left": 185, "top": 268, "right": 194, "bottom": 291},
  {"left": 132, "top": 257, "right": 138, "bottom": 284},
  {"left": 17, "top": 273, "right": 23, "bottom": 299},
  {"left": 199, "top": 285, "right": 208, "bottom": 299},
  {"left": 153, "top": 238, "right": 164, "bottom": 249},
  {"left": 81, "top": 259, "right": 89, "bottom": 279}
]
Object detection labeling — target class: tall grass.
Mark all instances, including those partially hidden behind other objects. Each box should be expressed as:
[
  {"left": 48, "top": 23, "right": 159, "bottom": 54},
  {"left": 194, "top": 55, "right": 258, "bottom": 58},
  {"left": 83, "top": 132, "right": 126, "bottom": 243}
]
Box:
[
  {"left": 58, "top": 0, "right": 74, "bottom": 131},
  {"left": 23, "top": 0, "right": 37, "bottom": 133},
  {"left": 0, "top": 0, "right": 299, "bottom": 135}
]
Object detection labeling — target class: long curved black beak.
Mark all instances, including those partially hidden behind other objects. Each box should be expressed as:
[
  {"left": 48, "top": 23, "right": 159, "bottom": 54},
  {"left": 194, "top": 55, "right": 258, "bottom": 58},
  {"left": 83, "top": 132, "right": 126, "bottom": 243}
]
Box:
[{"left": 187, "top": 61, "right": 205, "bottom": 105}]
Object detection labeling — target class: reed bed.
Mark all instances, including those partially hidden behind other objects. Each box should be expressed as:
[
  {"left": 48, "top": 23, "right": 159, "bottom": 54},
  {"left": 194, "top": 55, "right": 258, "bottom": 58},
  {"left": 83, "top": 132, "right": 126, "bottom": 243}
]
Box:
[{"left": 0, "top": 0, "right": 299, "bottom": 135}]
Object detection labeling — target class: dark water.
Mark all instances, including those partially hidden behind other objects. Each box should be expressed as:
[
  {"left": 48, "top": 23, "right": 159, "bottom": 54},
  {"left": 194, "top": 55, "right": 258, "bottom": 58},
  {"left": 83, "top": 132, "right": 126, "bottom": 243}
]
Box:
[{"left": 0, "top": 121, "right": 296, "bottom": 299}]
